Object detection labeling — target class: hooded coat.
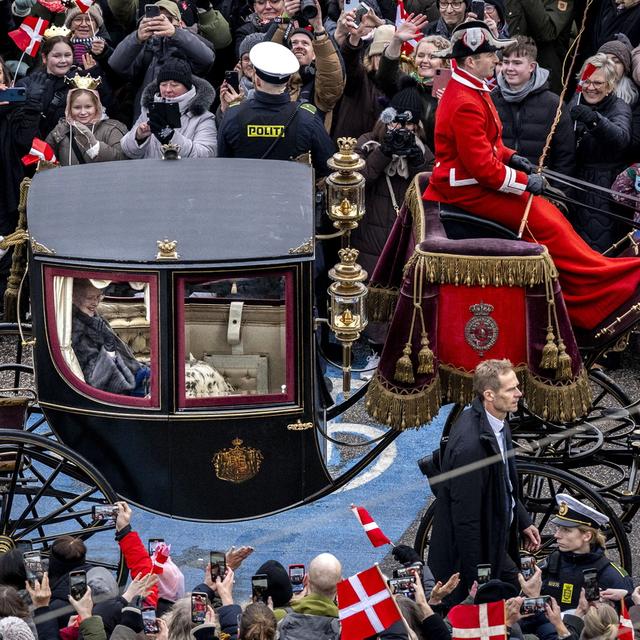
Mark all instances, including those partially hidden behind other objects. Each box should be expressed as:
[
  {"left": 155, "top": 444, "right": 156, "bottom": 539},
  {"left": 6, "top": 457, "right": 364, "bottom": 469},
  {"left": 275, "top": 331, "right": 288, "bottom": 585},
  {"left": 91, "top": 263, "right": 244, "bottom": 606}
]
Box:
[
  {"left": 428, "top": 398, "right": 532, "bottom": 600},
  {"left": 120, "top": 75, "right": 217, "bottom": 159},
  {"left": 569, "top": 91, "right": 632, "bottom": 253},
  {"left": 491, "top": 66, "right": 575, "bottom": 176}
]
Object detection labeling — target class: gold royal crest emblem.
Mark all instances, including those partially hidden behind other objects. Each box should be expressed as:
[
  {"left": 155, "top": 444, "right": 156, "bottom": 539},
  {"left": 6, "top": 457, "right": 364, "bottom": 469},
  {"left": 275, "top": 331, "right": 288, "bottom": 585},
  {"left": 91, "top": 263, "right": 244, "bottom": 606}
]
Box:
[
  {"left": 558, "top": 501, "right": 569, "bottom": 516},
  {"left": 212, "top": 438, "right": 263, "bottom": 483}
]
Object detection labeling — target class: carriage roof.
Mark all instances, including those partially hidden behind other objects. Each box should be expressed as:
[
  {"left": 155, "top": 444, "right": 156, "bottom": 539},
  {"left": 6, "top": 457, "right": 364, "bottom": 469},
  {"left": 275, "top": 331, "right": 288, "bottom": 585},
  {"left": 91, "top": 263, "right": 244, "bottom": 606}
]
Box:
[{"left": 27, "top": 159, "right": 315, "bottom": 263}]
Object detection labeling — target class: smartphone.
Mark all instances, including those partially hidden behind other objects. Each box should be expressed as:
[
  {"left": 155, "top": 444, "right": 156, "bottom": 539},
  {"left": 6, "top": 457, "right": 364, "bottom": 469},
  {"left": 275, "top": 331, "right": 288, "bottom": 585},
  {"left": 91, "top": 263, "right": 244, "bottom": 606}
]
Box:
[
  {"left": 142, "top": 607, "right": 159, "bottom": 634},
  {"left": 471, "top": 0, "right": 484, "bottom": 20},
  {"left": 251, "top": 574, "right": 269, "bottom": 603},
  {"left": 432, "top": 68, "right": 452, "bottom": 96},
  {"left": 0, "top": 87, "right": 27, "bottom": 103},
  {"left": 92, "top": 504, "right": 118, "bottom": 522},
  {"left": 148, "top": 538, "right": 164, "bottom": 555},
  {"left": 520, "top": 595, "right": 551, "bottom": 615},
  {"left": 69, "top": 570, "right": 88, "bottom": 600},
  {"left": 583, "top": 569, "right": 599, "bottom": 601},
  {"left": 23, "top": 551, "right": 43, "bottom": 585},
  {"left": 149, "top": 101, "right": 181, "bottom": 130},
  {"left": 353, "top": 1, "right": 370, "bottom": 25},
  {"left": 209, "top": 551, "right": 226, "bottom": 581},
  {"left": 144, "top": 4, "right": 160, "bottom": 18},
  {"left": 388, "top": 576, "right": 416, "bottom": 599},
  {"left": 477, "top": 564, "right": 491, "bottom": 585},
  {"left": 224, "top": 70, "right": 240, "bottom": 93},
  {"left": 191, "top": 592, "right": 208, "bottom": 624},
  {"left": 289, "top": 564, "right": 305, "bottom": 594},
  {"left": 520, "top": 555, "right": 535, "bottom": 580}
]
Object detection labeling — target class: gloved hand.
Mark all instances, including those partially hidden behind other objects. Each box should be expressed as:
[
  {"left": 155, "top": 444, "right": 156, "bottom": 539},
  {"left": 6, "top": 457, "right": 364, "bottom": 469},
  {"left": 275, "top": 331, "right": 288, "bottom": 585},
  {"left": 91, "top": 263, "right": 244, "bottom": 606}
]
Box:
[
  {"left": 509, "top": 154, "right": 534, "bottom": 174},
  {"left": 12, "top": 0, "right": 37, "bottom": 17},
  {"left": 73, "top": 122, "right": 98, "bottom": 147},
  {"left": 406, "top": 144, "right": 425, "bottom": 165},
  {"left": 570, "top": 103, "right": 598, "bottom": 128},
  {"left": 526, "top": 173, "right": 547, "bottom": 195},
  {"left": 380, "top": 130, "right": 395, "bottom": 157},
  {"left": 392, "top": 544, "right": 422, "bottom": 566},
  {"left": 148, "top": 109, "right": 174, "bottom": 144},
  {"left": 89, "top": 315, "right": 108, "bottom": 334},
  {"left": 24, "top": 71, "right": 48, "bottom": 107}
]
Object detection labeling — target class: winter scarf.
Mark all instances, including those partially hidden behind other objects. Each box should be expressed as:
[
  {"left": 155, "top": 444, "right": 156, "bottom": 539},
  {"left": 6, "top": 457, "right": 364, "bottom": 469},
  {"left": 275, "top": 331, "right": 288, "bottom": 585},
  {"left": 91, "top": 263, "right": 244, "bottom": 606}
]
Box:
[{"left": 497, "top": 65, "right": 550, "bottom": 103}]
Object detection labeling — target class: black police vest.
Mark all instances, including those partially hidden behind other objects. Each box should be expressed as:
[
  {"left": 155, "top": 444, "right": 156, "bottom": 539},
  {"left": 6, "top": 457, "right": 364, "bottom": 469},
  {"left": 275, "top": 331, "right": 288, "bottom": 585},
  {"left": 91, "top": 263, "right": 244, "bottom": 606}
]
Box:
[
  {"left": 234, "top": 102, "right": 302, "bottom": 160},
  {"left": 542, "top": 551, "right": 612, "bottom": 609}
]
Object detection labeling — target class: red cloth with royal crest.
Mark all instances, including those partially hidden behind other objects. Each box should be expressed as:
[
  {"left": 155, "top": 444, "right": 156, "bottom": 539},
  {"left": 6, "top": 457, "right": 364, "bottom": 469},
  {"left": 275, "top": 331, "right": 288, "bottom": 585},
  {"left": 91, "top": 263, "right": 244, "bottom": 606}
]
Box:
[{"left": 424, "top": 66, "right": 640, "bottom": 332}]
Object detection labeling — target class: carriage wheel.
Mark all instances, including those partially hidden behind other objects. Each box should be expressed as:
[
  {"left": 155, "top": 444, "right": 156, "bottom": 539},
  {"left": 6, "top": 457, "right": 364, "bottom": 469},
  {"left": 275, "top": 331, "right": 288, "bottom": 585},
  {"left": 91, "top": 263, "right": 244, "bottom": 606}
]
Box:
[
  {"left": 413, "top": 461, "right": 632, "bottom": 572},
  {"left": 0, "top": 430, "right": 126, "bottom": 584}
]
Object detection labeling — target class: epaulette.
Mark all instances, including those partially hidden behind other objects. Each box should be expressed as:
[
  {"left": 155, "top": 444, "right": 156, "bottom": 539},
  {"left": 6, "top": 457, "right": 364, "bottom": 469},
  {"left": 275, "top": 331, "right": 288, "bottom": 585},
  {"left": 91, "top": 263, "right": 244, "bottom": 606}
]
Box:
[
  {"left": 300, "top": 102, "right": 316, "bottom": 114},
  {"left": 609, "top": 563, "right": 629, "bottom": 577}
]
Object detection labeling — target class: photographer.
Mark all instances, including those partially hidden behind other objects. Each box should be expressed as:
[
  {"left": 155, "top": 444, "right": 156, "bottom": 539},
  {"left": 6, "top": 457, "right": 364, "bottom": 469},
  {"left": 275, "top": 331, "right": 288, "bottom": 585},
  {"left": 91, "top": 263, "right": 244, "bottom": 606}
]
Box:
[{"left": 351, "top": 88, "right": 432, "bottom": 278}]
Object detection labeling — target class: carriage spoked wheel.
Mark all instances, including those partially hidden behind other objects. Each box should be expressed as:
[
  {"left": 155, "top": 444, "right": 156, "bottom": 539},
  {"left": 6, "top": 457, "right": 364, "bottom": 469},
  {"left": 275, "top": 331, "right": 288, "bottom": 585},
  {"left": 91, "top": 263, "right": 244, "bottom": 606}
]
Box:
[
  {"left": 413, "top": 461, "right": 632, "bottom": 573},
  {"left": 0, "top": 429, "right": 127, "bottom": 584}
]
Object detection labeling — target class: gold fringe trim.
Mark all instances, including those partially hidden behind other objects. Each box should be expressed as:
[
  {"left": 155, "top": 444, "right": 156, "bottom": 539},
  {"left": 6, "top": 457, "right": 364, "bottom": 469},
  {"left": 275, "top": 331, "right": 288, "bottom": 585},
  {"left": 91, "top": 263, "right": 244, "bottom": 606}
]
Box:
[
  {"left": 365, "top": 372, "right": 442, "bottom": 431},
  {"left": 409, "top": 246, "right": 559, "bottom": 288},
  {"left": 366, "top": 284, "right": 399, "bottom": 322},
  {"left": 523, "top": 370, "right": 592, "bottom": 423},
  {"left": 403, "top": 176, "right": 426, "bottom": 244}
]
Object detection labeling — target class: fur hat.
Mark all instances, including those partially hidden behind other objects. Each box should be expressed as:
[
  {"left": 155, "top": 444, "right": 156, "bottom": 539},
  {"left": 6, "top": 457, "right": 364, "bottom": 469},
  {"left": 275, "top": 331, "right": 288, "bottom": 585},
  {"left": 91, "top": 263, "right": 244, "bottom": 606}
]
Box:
[
  {"left": 598, "top": 33, "right": 633, "bottom": 75},
  {"left": 474, "top": 579, "right": 518, "bottom": 605},
  {"left": 0, "top": 618, "right": 36, "bottom": 640},
  {"left": 368, "top": 24, "right": 395, "bottom": 57},
  {"left": 157, "top": 55, "right": 193, "bottom": 89},
  {"left": 256, "top": 560, "right": 293, "bottom": 607},
  {"left": 239, "top": 32, "right": 265, "bottom": 58},
  {"left": 87, "top": 566, "right": 119, "bottom": 600},
  {"left": 64, "top": 3, "right": 104, "bottom": 28}
]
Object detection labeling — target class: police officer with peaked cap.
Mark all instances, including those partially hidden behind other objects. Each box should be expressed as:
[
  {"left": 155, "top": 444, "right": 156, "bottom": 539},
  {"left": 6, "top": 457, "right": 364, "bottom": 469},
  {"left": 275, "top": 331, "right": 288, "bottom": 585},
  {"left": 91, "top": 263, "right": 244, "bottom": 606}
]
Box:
[
  {"left": 519, "top": 492, "right": 634, "bottom": 640},
  {"left": 217, "top": 41, "right": 335, "bottom": 176}
]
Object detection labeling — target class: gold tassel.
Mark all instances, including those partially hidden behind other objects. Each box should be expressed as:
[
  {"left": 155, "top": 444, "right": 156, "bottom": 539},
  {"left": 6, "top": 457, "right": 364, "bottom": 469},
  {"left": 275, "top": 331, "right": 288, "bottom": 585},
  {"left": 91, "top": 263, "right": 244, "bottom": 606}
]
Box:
[
  {"left": 556, "top": 340, "right": 573, "bottom": 381},
  {"left": 540, "top": 326, "right": 559, "bottom": 369},
  {"left": 394, "top": 344, "right": 415, "bottom": 384},
  {"left": 417, "top": 332, "right": 434, "bottom": 374}
]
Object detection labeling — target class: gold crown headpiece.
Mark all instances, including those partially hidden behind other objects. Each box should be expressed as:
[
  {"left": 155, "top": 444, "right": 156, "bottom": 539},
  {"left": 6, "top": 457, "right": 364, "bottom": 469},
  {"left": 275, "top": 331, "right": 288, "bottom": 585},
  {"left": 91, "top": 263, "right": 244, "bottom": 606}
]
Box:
[
  {"left": 43, "top": 25, "right": 71, "bottom": 39},
  {"left": 65, "top": 72, "right": 102, "bottom": 90}
]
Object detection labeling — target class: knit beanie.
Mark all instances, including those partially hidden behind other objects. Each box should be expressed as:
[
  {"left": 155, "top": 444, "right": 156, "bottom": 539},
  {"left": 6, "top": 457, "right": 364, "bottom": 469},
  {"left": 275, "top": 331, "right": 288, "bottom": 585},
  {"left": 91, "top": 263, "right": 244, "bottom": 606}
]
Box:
[
  {"left": 389, "top": 87, "right": 424, "bottom": 123},
  {"left": 157, "top": 55, "right": 193, "bottom": 89},
  {"left": 598, "top": 33, "right": 633, "bottom": 75},
  {"left": 368, "top": 24, "right": 395, "bottom": 56},
  {"left": 256, "top": 560, "right": 293, "bottom": 607},
  {"left": 64, "top": 4, "right": 104, "bottom": 28},
  {"left": 238, "top": 32, "right": 265, "bottom": 58},
  {"left": 474, "top": 579, "right": 518, "bottom": 605},
  {"left": 0, "top": 618, "right": 36, "bottom": 640}
]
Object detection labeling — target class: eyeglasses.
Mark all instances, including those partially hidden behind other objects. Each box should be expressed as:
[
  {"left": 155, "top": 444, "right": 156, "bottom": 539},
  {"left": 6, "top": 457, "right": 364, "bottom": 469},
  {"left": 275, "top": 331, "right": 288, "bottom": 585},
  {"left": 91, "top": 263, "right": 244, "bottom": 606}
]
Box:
[
  {"left": 582, "top": 79, "right": 605, "bottom": 89},
  {"left": 439, "top": 1, "right": 464, "bottom": 9},
  {"left": 71, "top": 15, "right": 94, "bottom": 23}
]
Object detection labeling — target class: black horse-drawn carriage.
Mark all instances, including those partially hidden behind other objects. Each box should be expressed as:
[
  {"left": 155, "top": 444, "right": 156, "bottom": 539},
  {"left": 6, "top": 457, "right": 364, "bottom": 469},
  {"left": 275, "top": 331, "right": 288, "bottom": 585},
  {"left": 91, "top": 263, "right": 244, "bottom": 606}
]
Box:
[{"left": 0, "top": 144, "right": 638, "bottom": 581}]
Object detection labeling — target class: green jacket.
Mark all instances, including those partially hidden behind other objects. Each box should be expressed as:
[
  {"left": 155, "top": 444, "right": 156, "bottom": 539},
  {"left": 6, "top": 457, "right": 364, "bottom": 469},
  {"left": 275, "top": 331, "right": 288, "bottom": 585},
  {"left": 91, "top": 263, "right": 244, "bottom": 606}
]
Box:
[
  {"left": 79, "top": 616, "right": 107, "bottom": 640},
  {"left": 274, "top": 593, "right": 339, "bottom": 622}
]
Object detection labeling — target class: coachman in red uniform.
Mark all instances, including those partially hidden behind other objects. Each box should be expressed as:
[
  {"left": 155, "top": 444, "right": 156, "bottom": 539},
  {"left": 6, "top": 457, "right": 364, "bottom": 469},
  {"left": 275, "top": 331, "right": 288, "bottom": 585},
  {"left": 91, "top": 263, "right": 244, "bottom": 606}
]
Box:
[{"left": 424, "top": 21, "right": 640, "bottom": 332}]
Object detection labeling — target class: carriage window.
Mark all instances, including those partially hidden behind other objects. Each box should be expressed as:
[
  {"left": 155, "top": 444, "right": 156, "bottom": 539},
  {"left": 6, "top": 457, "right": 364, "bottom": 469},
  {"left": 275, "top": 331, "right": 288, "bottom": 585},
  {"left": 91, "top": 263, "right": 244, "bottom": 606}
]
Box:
[
  {"left": 178, "top": 272, "right": 294, "bottom": 407},
  {"left": 48, "top": 271, "right": 158, "bottom": 406}
]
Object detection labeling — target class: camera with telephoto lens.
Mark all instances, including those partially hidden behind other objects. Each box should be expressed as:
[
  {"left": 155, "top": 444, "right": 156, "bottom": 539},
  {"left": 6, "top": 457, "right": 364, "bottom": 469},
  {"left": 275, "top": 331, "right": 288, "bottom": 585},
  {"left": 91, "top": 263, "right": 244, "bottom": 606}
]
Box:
[{"left": 298, "top": 0, "right": 318, "bottom": 20}]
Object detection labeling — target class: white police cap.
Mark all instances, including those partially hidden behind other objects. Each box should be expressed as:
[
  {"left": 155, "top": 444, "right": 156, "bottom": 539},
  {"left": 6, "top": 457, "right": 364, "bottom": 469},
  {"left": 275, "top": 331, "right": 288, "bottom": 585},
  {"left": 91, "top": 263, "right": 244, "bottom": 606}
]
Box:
[
  {"left": 250, "top": 41, "right": 300, "bottom": 84},
  {"left": 550, "top": 493, "right": 609, "bottom": 529}
]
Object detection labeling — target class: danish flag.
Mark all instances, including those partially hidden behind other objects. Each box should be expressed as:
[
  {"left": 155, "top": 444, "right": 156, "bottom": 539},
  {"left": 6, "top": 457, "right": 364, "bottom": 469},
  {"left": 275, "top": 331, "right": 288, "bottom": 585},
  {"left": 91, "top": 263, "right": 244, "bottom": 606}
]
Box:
[
  {"left": 448, "top": 601, "right": 507, "bottom": 640},
  {"left": 351, "top": 504, "right": 391, "bottom": 547},
  {"left": 576, "top": 62, "right": 596, "bottom": 93},
  {"left": 75, "top": 0, "right": 95, "bottom": 13},
  {"left": 395, "top": 0, "right": 423, "bottom": 56},
  {"left": 619, "top": 601, "right": 634, "bottom": 640},
  {"left": 151, "top": 543, "right": 171, "bottom": 574},
  {"left": 337, "top": 565, "right": 401, "bottom": 640},
  {"left": 8, "top": 16, "right": 50, "bottom": 57},
  {"left": 21, "top": 139, "right": 57, "bottom": 166}
]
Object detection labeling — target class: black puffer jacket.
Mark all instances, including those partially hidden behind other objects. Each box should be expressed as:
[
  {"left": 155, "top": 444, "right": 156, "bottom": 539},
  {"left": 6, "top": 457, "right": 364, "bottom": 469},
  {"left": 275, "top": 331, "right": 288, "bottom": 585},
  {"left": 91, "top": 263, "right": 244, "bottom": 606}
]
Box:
[
  {"left": 491, "top": 73, "right": 575, "bottom": 176},
  {"left": 569, "top": 92, "right": 632, "bottom": 253}
]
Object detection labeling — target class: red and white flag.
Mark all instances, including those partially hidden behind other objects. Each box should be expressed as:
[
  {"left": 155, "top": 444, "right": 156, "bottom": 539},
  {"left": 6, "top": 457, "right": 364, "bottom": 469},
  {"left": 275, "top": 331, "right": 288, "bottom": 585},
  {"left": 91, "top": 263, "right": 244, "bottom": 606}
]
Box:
[
  {"left": 448, "top": 601, "right": 507, "bottom": 640},
  {"left": 21, "top": 138, "right": 57, "bottom": 166},
  {"left": 8, "top": 16, "right": 50, "bottom": 57},
  {"left": 151, "top": 542, "right": 171, "bottom": 574},
  {"left": 395, "top": 0, "right": 423, "bottom": 56},
  {"left": 576, "top": 62, "right": 596, "bottom": 93},
  {"left": 619, "top": 601, "right": 634, "bottom": 640},
  {"left": 351, "top": 505, "right": 391, "bottom": 547},
  {"left": 337, "top": 565, "right": 401, "bottom": 640},
  {"left": 75, "top": 0, "right": 95, "bottom": 13}
]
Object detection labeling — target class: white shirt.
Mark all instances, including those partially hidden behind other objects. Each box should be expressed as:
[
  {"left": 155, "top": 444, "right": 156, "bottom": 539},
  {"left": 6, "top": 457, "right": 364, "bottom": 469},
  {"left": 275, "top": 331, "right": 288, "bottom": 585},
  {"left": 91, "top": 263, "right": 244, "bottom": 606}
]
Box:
[{"left": 485, "top": 409, "right": 515, "bottom": 520}]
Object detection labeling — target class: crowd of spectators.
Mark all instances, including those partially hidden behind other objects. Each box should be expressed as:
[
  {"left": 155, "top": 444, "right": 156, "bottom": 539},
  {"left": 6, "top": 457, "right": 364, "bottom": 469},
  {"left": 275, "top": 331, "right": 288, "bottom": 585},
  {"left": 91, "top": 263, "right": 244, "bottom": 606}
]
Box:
[{"left": 0, "top": 501, "right": 638, "bottom": 640}]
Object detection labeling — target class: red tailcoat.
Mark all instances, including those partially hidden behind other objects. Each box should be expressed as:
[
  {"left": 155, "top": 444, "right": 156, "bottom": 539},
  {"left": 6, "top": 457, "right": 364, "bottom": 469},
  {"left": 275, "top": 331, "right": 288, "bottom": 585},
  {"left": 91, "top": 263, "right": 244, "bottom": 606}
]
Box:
[{"left": 424, "top": 66, "right": 640, "bottom": 331}]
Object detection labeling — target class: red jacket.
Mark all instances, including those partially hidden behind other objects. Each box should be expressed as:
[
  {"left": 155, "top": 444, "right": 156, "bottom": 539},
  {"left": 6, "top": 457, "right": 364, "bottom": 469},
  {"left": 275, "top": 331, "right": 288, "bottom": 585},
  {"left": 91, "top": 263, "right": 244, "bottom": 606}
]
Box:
[
  {"left": 427, "top": 66, "right": 528, "bottom": 198},
  {"left": 119, "top": 530, "right": 158, "bottom": 606}
]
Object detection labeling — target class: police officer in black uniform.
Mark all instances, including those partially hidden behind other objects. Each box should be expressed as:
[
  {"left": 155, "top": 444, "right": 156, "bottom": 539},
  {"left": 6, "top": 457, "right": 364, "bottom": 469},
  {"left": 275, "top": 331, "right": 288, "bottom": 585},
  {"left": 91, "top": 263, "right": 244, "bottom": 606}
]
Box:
[
  {"left": 519, "top": 493, "right": 634, "bottom": 640},
  {"left": 217, "top": 41, "right": 335, "bottom": 176}
]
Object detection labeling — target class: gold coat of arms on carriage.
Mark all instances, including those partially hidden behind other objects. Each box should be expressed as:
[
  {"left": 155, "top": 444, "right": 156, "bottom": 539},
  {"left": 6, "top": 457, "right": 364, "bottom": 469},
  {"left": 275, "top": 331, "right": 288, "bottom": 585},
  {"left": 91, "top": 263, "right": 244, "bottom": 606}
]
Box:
[
  {"left": 464, "top": 302, "right": 499, "bottom": 357},
  {"left": 212, "top": 438, "right": 264, "bottom": 483}
]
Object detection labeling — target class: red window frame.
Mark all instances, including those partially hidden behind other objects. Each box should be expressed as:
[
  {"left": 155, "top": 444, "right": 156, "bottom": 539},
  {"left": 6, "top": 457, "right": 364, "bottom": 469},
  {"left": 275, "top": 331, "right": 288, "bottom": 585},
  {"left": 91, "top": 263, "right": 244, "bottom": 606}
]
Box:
[
  {"left": 176, "top": 269, "right": 296, "bottom": 409},
  {"left": 44, "top": 267, "right": 160, "bottom": 408}
]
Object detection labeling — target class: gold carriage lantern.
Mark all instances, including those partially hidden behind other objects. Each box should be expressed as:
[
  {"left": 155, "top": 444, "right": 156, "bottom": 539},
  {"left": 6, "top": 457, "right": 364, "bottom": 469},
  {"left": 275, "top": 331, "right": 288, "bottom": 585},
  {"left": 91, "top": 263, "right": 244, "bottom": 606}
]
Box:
[
  {"left": 328, "top": 248, "right": 368, "bottom": 393},
  {"left": 325, "top": 137, "right": 366, "bottom": 237}
]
